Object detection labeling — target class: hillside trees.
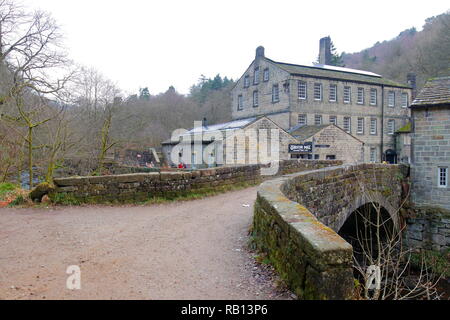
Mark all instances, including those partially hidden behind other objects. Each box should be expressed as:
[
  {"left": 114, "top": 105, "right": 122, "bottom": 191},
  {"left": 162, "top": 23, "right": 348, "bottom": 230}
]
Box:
[{"left": 343, "top": 11, "right": 450, "bottom": 89}]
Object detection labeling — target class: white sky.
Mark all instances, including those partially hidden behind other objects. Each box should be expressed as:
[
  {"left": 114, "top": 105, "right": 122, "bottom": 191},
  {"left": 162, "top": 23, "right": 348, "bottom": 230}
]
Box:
[{"left": 22, "top": 0, "right": 450, "bottom": 96}]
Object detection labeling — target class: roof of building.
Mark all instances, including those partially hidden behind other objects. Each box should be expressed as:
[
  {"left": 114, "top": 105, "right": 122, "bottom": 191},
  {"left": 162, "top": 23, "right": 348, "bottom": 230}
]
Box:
[
  {"left": 288, "top": 124, "right": 331, "bottom": 141},
  {"left": 265, "top": 58, "right": 411, "bottom": 88},
  {"left": 411, "top": 76, "right": 450, "bottom": 107},
  {"left": 288, "top": 124, "right": 364, "bottom": 144},
  {"left": 162, "top": 117, "right": 259, "bottom": 145}
]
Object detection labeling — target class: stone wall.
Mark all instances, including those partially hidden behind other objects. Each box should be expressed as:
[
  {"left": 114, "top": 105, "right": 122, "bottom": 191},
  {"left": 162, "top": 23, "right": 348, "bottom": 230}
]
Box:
[
  {"left": 404, "top": 206, "right": 450, "bottom": 252},
  {"left": 252, "top": 163, "right": 408, "bottom": 300},
  {"left": 50, "top": 160, "right": 342, "bottom": 204}
]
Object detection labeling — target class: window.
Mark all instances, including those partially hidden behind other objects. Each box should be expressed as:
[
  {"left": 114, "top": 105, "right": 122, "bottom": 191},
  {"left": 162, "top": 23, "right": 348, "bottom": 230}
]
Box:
[
  {"left": 263, "top": 68, "right": 269, "bottom": 82},
  {"left": 402, "top": 93, "right": 408, "bottom": 108},
  {"left": 254, "top": 67, "right": 260, "bottom": 85},
  {"left": 237, "top": 95, "right": 243, "bottom": 111},
  {"left": 329, "top": 116, "right": 337, "bottom": 126},
  {"left": 298, "top": 114, "right": 307, "bottom": 126},
  {"left": 253, "top": 90, "right": 259, "bottom": 107},
  {"left": 329, "top": 84, "right": 337, "bottom": 102},
  {"left": 439, "top": 167, "right": 448, "bottom": 187},
  {"left": 272, "top": 84, "right": 279, "bottom": 103},
  {"left": 344, "top": 86, "right": 351, "bottom": 103},
  {"left": 388, "top": 119, "right": 395, "bottom": 135},
  {"left": 388, "top": 91, "right": 395, "bottom": 107},
  {"left": 370, "top": 88, "right": 377, "bottom": 106},
  {"left": 326, "top": 155, "right": 336, "bottom": 160},
  {"left": 314, "top": 83, "right": 322, "bottom": 101},
  {"left": 370, "top": 148, "right": 377, "bottom": 163},
  {"left": 357, "top": 87, "right": 365, "bottom": 105},
  {"left": 343, "top": 117, "right": 351, "bottom": 133},
  {"left": 370, "top": 119, "right": 377, "bottom": 135},
  {"left": 314, "top": 154, "right": 320, "bottom": 160},
  {"left": 298, "top": 81, "right": 307, "bottom": 99},
  {"left": 315, "top": 115, "right": 323, "bottom": 125},
  {"left": 244, "top": 75, "right": 250, "bottom": 88},
  {"left": 357, "top": 118, "right": 364, "bottom": 134}
]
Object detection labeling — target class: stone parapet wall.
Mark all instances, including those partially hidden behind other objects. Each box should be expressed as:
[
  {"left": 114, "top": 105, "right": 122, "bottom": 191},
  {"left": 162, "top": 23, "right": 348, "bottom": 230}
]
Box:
[
  {"left": 252, "top": 163, "right": 408, "bottom": 300},
  {"left": 51, "top": 160, "right": 342, "bottom": 204},
  {"left": 253, "top": 168, "right": 354, "bottom": 300},
  {"left": 404, "top": 206, "right": 450, "bottom": 252},
  {"left": 282, "top": 164, "right": 408, "bottom": 231}
]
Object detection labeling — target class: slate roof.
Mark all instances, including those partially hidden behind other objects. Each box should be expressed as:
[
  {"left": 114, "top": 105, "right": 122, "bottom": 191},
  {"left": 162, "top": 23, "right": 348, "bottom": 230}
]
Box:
[
  {"left": 288, "top": 124, "right": 364, "bottom": 144},
  {"left": 161, "top": 117, "right": 258, "bottom": 145},
  {"left": 267, "top": 58, "right": 411, "bottom": 88},
  {"left": 411, "top": 76, "right": 450, "bottom": 107},
  {"left": 288, "top": 125, "right": 331, "bottom": 141}
]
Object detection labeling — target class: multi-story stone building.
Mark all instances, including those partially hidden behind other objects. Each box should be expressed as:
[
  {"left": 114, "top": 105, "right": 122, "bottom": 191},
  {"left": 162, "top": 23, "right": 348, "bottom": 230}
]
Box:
[
  {"left": 410, "top": 76, "right": 450, "bottom": 210},
  {"left": 231, "top": 37, "right": 413, "bottom": 163}
]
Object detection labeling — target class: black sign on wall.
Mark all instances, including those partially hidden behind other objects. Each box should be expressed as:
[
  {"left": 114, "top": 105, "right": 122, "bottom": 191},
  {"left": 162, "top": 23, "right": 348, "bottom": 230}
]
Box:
[{"left": 289, "top": 142, "right": 313, "bottom": 153}]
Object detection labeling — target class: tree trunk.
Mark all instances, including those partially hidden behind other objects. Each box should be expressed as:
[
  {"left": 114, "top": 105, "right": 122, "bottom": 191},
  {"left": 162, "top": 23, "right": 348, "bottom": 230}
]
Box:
[{"left": 28, "top": 126, "right": 33, "bottom": 189}]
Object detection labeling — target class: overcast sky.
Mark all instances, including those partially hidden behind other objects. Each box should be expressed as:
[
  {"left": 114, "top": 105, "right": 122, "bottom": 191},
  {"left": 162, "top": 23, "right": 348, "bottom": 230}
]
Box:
[{"left": 22, "top": 0, "right": 449, "bottom": 96}]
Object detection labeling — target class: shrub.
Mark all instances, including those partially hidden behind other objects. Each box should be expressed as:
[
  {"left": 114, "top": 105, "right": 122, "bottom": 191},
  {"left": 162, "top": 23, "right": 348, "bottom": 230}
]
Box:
[{"left": 0, "top": 183, "right": 18, "bottom": 199}]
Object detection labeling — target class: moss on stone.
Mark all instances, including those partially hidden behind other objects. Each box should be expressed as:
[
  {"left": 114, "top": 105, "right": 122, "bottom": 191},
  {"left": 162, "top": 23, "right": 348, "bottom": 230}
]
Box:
[{"left": 30, "top": 182, "right": 55, "bottom": 203}]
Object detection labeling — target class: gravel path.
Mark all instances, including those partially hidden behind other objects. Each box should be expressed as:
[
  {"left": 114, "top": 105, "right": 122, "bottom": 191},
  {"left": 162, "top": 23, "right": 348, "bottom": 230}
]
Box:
[{"left": 0, "top": 187, "right": 292, "bottom": 300}]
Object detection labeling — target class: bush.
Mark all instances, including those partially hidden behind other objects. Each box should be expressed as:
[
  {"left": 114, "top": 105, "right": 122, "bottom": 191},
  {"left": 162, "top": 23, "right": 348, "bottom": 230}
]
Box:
[
  {"left": 51, "top": 193, "right": 81, "bottom": 206},
  {"left": 9, "top": 195, "right": 25, "bottom": 206},
  {"left": 0, "top": 183, "right": 18, "bottom": 200},
  {"left": 411, "top": 249, "right": 450, "bottom": 278}
]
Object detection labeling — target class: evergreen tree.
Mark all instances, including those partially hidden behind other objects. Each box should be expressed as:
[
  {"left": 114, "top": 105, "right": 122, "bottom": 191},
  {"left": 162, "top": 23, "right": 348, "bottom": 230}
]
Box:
[
  {"left": 330, "top": 41, "right": 346, "bottom": 67},
  {"left": 139, "top": 87, "right": 151, "bottom": 101}
]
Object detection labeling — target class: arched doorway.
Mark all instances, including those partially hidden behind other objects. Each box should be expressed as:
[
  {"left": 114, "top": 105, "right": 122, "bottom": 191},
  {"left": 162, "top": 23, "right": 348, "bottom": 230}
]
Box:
[{"left": 384, "top": 149, "right": 397, "bottom": 164}]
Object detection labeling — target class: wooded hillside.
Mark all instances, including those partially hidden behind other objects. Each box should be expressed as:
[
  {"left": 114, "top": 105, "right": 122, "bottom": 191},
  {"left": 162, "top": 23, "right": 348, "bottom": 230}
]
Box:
[{"left": 342, "top": 11, "right": 450, "bottom": 89}]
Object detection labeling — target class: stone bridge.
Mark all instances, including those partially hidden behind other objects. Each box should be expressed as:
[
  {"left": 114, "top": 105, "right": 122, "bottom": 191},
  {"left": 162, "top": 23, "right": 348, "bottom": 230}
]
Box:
[{"left": 252, "top": 163, "right": 409, "bottom": 300}]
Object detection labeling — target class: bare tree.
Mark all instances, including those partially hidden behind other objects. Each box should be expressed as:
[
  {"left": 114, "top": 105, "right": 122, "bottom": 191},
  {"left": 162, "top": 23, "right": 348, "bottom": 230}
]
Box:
[
  {"left": 0, "top": 1, "right": 74, "bottom": 188},
  {"left": 66, "top": 66, "right": 122, "bottom": 174}
]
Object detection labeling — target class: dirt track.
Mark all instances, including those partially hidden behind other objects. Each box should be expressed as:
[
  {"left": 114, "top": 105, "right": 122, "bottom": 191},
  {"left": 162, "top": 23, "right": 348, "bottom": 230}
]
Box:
[{"left": 0, "top": 187, "right": 292, "bottom": 300}]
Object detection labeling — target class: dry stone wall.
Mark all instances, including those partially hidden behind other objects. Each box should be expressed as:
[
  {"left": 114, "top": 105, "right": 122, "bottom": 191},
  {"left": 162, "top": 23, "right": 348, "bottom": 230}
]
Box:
[
  {"left": 404, "top": 206, "right": 450, "bottom": 252},
  {"left": 51, "top": 160, "right": 342, "bottom": 204}
]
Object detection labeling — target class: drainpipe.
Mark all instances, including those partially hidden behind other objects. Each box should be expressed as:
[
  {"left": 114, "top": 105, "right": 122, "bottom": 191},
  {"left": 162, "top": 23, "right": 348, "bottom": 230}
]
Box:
[
  {"left": 380, "top": 85, "right": 385, "bottom": 162},
  {"left": 288, "top": 77, "right": 293, "bottom": 130}
]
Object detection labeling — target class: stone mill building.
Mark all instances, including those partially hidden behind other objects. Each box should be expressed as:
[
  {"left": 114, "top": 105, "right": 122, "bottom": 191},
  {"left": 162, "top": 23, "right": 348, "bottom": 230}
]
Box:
[{"left": 231, "top": 37, "right": 414, "bottom": 163}]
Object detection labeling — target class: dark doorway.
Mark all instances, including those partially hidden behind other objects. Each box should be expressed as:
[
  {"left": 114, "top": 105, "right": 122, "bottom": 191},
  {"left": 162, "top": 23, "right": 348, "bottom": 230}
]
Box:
[{"left": 385, "top": 149, "right": 397, "bottom": 164}]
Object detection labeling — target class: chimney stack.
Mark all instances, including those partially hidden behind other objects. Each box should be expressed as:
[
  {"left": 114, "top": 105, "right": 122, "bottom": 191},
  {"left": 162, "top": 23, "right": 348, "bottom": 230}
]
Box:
[
  {"left": 407, "top": 73, "right": 417, "bottom": 99},
  {"left": 256, "top": 46, "right": 265, "bottom": 59},
  {"left": 319, "top": 36, "right": 332, "bottom": 65}
]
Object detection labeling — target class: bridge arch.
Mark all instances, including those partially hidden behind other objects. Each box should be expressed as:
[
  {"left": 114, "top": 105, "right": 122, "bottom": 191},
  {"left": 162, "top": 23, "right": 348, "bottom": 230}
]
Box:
[
  {"left": 334, "top": 191, "right": 400, "bottom": 232},
  {"left": 253, "top": 163, "right": 409, "bottom": 300}
]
